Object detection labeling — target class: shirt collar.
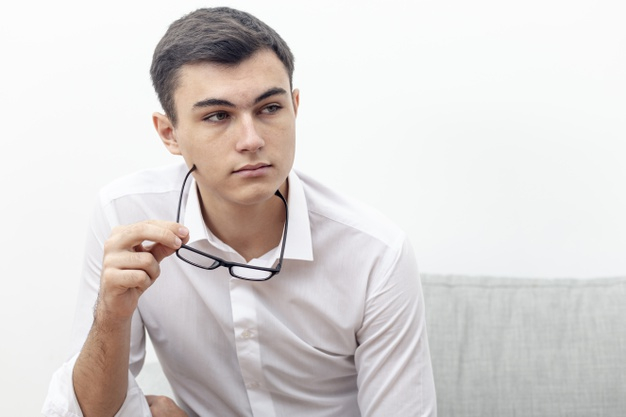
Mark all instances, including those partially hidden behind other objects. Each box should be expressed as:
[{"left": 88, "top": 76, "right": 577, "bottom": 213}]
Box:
[{"left": 182, "top": 171, "right": 313, "bottom": 262}]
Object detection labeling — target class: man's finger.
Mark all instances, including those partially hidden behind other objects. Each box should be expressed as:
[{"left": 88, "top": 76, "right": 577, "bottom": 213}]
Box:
[
  {"left": 106, "top": 222, "right": 188, "bottom": 253},
  {"left": 102, "top": 269, "right": 153, "bottom": 294},
  {"left": 103, "top": 251, "right": 161, "bottom": 281}
]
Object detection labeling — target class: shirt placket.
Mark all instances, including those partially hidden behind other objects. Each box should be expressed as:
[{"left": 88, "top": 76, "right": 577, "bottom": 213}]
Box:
[{"left": 230, "top": 279, "right": 277, "bottom": 417}]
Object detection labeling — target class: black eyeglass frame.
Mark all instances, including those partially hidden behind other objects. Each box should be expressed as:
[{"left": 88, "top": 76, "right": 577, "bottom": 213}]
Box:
[{"left": 175, "top": 165, "right": 289, "bottom": 281}]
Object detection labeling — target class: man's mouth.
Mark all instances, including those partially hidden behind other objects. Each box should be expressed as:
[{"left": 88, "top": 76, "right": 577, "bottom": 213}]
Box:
[{"left": 233, "top": 163, "right": 272, "bottom": 176}]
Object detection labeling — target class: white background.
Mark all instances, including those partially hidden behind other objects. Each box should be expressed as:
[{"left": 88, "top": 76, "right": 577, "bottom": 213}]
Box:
[{"left": 1, "top": 0, "right": 624, "bottom": 414}]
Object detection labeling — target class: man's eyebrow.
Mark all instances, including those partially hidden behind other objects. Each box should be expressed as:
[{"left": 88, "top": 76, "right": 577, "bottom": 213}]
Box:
[
  {"left": 193, "top": 98, "right": 235, "bottom": 109},
  {"left": 254, "top": 87, "right": 288, "bottom": 104},
  {"left": 192, "top": 87, "right": 288, "bottom": 110}
]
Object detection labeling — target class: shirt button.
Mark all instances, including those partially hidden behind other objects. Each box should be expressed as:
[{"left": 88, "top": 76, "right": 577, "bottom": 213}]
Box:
[
  {"left": 241, "top": 329, "right": 254, "bottom": 339},
  {"left": 246, "top": 381, "right": 260, "bottom": 389}
]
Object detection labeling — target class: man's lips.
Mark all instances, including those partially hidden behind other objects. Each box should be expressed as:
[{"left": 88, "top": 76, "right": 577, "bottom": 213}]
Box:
[{"left": 233, "top": 163, "right": 272, "bottom": 177}]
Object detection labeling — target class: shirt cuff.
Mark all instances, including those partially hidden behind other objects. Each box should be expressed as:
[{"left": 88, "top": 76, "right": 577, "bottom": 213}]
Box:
[{"left": 42, "top": 353, "right": 152, "bottom": 417}]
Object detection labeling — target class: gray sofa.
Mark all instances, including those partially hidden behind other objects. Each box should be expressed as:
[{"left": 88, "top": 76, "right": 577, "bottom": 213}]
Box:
[
  {"left": 422, "top": 274, "right": 626, "bottom": 417},
  {"left": 138, "top": 274, "right": 626, "bottom": 416}
]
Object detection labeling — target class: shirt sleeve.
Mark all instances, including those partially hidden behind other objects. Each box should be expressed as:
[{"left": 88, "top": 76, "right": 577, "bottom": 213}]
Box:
[
  {"left": 354, "top": 236, "right": 437, "bottom": 417},
  {"left": 41, "top": 195, "right": 151, "bottom": 417},
  {"left": 41, "top": 353, "right": 152, "bottom": 417}
]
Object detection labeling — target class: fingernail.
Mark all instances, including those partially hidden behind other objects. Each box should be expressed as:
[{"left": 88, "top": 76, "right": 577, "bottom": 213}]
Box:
[
  {"left": 175, "top": 237, "right": 182, "bottom": 247},
  {"left": 178, "top": 227, "right": 189, "bottom": 236}
]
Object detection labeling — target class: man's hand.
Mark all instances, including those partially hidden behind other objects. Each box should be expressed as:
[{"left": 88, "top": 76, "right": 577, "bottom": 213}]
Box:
[
  {"left": 74, "top": 221, "right": 189, "bottom": 417},
  {"left": 97, "top": 220, "right": 189, "bottom": 322},
  {"left": 146, "top": 395, "right": 188, "bottom": 417}
]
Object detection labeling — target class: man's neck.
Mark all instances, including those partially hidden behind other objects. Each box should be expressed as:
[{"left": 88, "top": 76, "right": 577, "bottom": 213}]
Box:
[{"left": 198, "top": 184, "right": 288, "bottom": 262}]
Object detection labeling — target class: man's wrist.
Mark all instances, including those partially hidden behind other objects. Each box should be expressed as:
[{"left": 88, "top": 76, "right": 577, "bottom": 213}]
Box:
[{"left": 93, "top": 302, "right": 134, "bottom": 333}]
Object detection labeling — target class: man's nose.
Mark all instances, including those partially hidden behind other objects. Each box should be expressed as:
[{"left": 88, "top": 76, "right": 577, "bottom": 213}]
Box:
[{"left": 235, "top": 115, "right": 265, "bottom": 152}]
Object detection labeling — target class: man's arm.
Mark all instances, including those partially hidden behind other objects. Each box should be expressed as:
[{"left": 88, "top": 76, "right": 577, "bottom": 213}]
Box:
[
  {"left": 354, "top": 237, "right": 437, "bottom": 417},
  {"left": 72, "top": 221, "right": 189, "bottom": 417}
]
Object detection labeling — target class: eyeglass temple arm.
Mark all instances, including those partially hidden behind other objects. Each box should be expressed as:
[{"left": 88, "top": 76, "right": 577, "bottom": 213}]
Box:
[
  {"left": 273, "top": 189, "right": 289, "bottom": 268},
  {"left": 176, "top": 165, "right": 197, "bottom": 223}
]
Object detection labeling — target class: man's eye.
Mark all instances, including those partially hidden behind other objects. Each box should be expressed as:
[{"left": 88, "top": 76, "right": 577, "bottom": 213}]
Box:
[
  {"left": 261, "top": 104, "right": 282, "bottom": 114},
  {"left": 205, "top": 112, "right": 229, "bottom": 122}
]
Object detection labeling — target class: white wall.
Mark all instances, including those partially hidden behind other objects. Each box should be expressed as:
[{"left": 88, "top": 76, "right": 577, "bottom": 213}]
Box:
[{"left": 1, "top": 0, "right": 624, "bottom": 415}]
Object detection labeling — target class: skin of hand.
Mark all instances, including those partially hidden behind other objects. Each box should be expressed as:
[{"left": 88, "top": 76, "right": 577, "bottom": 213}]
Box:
[
  {"left": 146, "top": 395, "right": 189, "bottom": 416},
  {"left": 73, "top": 220, "right": 189, "bottom": 417},
  {"left": 97, "top": 220, "right": 190, "bottom": 321}
]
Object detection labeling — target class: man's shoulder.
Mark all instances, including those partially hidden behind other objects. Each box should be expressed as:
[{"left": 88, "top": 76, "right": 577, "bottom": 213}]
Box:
[
  {"left": 296, "top": 170, "right": 406, "bottom": 248},
  {"left": 99, "top": 162, "right": 187, "bottom": 203}
]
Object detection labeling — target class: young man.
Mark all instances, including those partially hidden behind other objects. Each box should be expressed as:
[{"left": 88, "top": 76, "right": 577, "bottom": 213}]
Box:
[{"left": 43, "top": 7, "right": 436, "bottom": 417}]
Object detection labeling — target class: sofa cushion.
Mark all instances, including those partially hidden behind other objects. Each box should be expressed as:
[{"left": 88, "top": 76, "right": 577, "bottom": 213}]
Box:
[{"left": 421, "top": 274, "right": 626, "bottom": 417}]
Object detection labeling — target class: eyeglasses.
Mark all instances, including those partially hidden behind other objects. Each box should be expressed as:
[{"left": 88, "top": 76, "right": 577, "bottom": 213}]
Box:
[{"left": 175, "top": 165, "right": 288, "bottom": 281}]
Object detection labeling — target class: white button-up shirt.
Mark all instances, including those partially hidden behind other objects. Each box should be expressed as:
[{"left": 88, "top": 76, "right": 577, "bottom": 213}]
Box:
[{"left": 43, "top": 162, "right": 436, "bottom": 417}]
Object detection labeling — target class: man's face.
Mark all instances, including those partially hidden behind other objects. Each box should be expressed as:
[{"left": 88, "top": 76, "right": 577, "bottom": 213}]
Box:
[{"left": 159, "top": 49, "right": 299, "bottom": 208}]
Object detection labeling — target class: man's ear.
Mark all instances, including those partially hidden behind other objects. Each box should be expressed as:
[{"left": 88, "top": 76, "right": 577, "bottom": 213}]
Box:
[
  {"left": 153, "top": 112, "right": 181, "bottom": 155},
  {"left": 292, "top": 88, "right": 300, "bottom": 117}
]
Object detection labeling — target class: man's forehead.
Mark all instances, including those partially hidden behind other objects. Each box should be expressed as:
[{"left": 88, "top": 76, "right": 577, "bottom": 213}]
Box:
[{"left": 173, "top": 51, "right": 291, "bottom": 107}]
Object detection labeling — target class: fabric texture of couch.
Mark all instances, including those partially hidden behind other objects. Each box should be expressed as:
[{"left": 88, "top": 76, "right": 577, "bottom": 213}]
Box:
[{"left": 422, "top": 274, "right": 626, "bottom": 417}]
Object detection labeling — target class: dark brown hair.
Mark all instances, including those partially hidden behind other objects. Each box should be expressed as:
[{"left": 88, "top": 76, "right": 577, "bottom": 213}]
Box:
[{"left": 150, "top": 7, "right": 295, "bottom": 124}]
